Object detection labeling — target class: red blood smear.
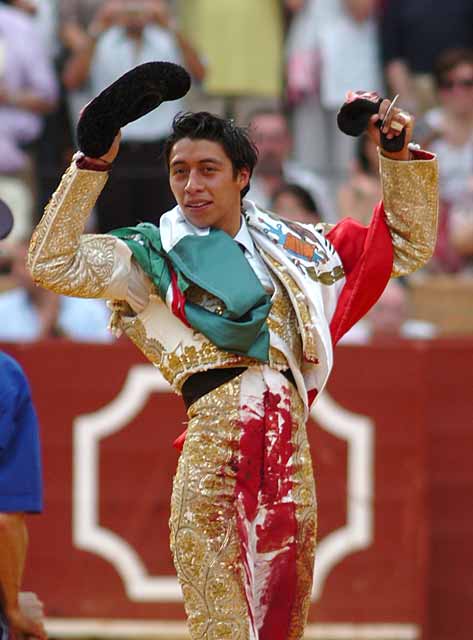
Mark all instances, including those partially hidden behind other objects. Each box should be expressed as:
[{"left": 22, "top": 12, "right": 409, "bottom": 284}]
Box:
[{"left": 235, "top": 386, "right": 298, "bottom": 640}]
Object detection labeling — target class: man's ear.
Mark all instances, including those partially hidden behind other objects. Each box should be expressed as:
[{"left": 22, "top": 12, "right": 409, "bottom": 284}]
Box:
[{"left": 237, "top": 167, "right": 251, "bottom": 191}]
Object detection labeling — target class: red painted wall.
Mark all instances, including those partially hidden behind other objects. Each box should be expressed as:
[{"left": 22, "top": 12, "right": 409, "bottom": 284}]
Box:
[{"left": 1, "top": 339, "right": 472, "bottom": 638}]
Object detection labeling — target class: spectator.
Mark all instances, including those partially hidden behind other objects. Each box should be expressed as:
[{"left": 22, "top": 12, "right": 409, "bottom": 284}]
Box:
[
  {"left": 0, "top": 351, "right": 47, "bottom": 640},
  {"left": 9, "top": 0, "right": 60, "bottom": 60},
  {"left": 448, "top": 184, "right": 473, "bottom": 274},
  {"left": 30, "top": 0, "right": 72, "bottom": 215},
  {"left": 247, "top": 108, "right": 334, "bottom": 221},
  {"left": 337, "top": 133, "right": 381, "bottom": 225},
  {"left": 59, "top": 0, "right": 103, "bottom": 44},
  {"left": 380, "top": 0, "right": 473, "bottom": 114},
  {"left": 0, "top": 0, "right": 58, "bottom": 240},
  {"left": 0, "top": 240, "right": 112, "bottom": 342},
  {"left": 340, "top": 279, "right": 438, "bottom": 344},
  {"left": 421, "top": 49, "right": 473, "bottom": 207},
  {"left": 177, "top": 0, "right": 287, "bottom": 124},
  {"left": 286, "top": 0, "right": 382, "bottom": 193},
  {"left": 271, "top": 183, "right": 321, "bottom": 225},
  {"left": 59, "top": 2, "right": 183, "bottom": 119},
  {"left": 35, "top": 0, "right": 61, "bottom": 62},
  {"left": 58, "top": 0, "right": 103, "bottom": 160},
  {"left": 417, "top": 49, "right": 473, "bottom": 273},
  {"left": 62, "top": 0, "right": 205, "bottom": 232}
]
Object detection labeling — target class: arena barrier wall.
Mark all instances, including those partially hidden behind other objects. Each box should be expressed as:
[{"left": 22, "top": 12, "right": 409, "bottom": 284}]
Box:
[{"left": 2, "top": 339, "right": 472, "bottom": 640}]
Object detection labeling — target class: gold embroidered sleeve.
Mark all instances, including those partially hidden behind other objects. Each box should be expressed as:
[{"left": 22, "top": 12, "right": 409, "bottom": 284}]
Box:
[
  {"left": 28, "top": 162, "right": 129, "bottom": 299},
  {"left": 379, "top": 151, "right": 439, "bottom": 278}
]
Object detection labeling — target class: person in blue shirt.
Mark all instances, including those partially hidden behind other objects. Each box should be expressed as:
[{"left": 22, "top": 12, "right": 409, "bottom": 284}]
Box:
[{"left": 0, "top": 351, "right": 46, "bottom": 640}]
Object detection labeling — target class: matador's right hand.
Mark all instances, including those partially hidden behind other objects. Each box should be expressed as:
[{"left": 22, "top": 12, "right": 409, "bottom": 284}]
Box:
[{"left": 98, "top": 130, "right": 122, "bottom": 164}]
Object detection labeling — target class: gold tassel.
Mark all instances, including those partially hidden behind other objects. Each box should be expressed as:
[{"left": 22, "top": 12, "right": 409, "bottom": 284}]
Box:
[{"left": 107, "top": 299, "right": 128, "bottom": 337}]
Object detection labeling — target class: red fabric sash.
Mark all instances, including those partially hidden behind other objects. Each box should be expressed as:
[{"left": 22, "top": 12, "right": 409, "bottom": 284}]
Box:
[{"left": 327, "top": 201, "right": 393, "bottom": 345}]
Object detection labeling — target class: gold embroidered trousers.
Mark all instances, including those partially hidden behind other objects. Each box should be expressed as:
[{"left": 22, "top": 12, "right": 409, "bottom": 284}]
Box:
[{"left": 169, "top": 366, "right": 317, "bottom": 640}]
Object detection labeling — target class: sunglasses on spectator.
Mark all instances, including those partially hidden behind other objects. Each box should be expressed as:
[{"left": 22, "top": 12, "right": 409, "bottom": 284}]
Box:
[{"left": 439, "top": 77, "right": 473, "bottom": 90}]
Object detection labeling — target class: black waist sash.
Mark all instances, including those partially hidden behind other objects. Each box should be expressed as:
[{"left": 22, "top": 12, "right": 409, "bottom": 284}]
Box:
[{"left": 182, "top": 367, "right": 296, "bottom": 410}]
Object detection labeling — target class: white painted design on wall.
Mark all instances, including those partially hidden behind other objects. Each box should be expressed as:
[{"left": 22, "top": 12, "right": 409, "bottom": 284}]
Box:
[
  {"left": 74, "top": 364, "right": 374, "bottom": 602},
  {"left": 73, "top": 365, "right": 181, "bottom": 601},
  {"left": 46, "top": 619, "right": 419, "bottom": 640},
  {"left": 310, "top": 392, "right": 374, "bottom": 599}
]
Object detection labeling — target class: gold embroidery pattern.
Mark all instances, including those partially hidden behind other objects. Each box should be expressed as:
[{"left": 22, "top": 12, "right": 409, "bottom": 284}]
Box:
[
  {"left": 380, "top": 153, "right": 439, "bottom": 277},
  {"left": 120, "top": 316, "right": 165, "bottom": 364},
  {"left": 170, "top": 377, "right": 250, "bottom": 640},
  {"left": 28, "top": 163, "right": 115, "bottom": 298},
  {"left": 262, "top": 253, "right": 319, "bottom": 364},
  {"left": 119, "top": 313, "right": 260, "bottom": 389},
  {"left": 160, "top": 343, "right": 260, "bottom": 392},
  {"left": 267, "top": 279, "right": 303, "bottom": 368},
  {"left": 287, "top": 384, "right": 317, "bottom": 639},
  {"left": 119, "top": 288, "right": 299, "bottom": 391},
  {"left": 185, "top": 281, "right": 301, "bottom": 365},
  {"left": 305, "top": 265, "right": 345, "bottom": 285}
]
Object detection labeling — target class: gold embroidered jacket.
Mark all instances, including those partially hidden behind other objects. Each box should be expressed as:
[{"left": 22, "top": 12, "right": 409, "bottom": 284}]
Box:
[{"left": 27, "top": 151, "right": 438, "bottom": 397}]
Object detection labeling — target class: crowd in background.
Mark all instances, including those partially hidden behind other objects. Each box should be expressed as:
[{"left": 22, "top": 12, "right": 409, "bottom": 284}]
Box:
[{"left": 1, "top": 0, "right": 473, "bottom": 343}]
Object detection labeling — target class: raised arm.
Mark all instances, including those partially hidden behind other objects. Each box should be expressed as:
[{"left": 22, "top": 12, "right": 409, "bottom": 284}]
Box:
[
  {"left": 368, "top": 98, "right": 438, "bottom": 277},
  {"left": 28, "top": 152, "right": 133, "bottom": 300},
  {"left": 328, "top": 97, "right": 438, "bottom": 279},
  {"left": 379, "top": 150, "right": 438, "bottom": 277}
]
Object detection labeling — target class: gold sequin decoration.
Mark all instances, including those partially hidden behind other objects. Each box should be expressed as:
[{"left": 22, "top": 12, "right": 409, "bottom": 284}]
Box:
[
  {"left": 305, "top": 265, "right": 345, "bottom": 285},
  {"left": 119, "top": 315, "right": 293, "bottom": 392},
  {"left": 170, "top": 376, "right": 250, "bottom": 640},
  {"left": 160, "top": 342, "right": 261, "bottom": 392},
  {"left": 379, "top": 152, "right": 439, "bottom": 278},
  {"left": 286, "top": 383, "right": 317, "bottom": 639},
  {"left": 267, "top": 278, "right": 303, "bottom": 368},
  {"left": 169, "top": 373, "right": 317, "bottom": 640},
  {"left": 28, "top": 162, "right": 116, "bottom": 298},
  {"left": 262, "top": 252, "right": 319, "bottom": 363},
  {"left": 120, "top": 315, "right": 165, "bottom": 364},
  {"left": 117, "top": 285, "right": 300, "bottom": 391}
]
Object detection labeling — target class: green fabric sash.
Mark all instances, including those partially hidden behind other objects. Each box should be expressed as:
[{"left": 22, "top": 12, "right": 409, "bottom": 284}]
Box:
[{"left": 109, "top": 223, "right": 271, "bottom": 361}]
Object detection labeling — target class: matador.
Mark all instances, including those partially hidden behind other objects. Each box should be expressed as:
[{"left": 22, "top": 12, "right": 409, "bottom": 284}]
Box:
[{"left": 28, "top": 99, "right": 438, "bottom": 639}]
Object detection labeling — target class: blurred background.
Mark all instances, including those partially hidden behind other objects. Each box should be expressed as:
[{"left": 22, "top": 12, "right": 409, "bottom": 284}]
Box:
[{"left": 0, "top": 1, "right": 472, "bottom": 639}]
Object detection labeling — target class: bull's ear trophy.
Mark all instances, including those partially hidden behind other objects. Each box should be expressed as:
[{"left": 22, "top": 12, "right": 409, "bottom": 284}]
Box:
[
  {"left": 77, "top": 61, "right": 192, "bottom": 158},
  {"left": 337, "top": 90, "right": 406, "bottom": 153}
]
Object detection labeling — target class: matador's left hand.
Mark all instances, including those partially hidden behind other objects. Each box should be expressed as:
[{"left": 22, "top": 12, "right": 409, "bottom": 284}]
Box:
[{"left": 367, "top": 98, "right": 415, "bottom": 161}]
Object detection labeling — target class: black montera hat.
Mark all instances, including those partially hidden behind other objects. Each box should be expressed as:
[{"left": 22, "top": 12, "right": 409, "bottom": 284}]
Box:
[
  {"left": 77, "top": 61, "right": 191, "bottom": 158},
  {"left": 337, "top": 91, "right": 406, "bottom": 152}
]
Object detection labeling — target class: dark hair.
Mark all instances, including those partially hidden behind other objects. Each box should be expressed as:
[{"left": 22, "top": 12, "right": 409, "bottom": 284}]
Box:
[
  {"left": 164, "top": 111, "right": 259, "bottom": 198},
  {"left": 271, "top": 183, "right": 319, "bottom": 216},
  {"left": 433, "top": 48, "right": 473, "bottom": 87}
]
